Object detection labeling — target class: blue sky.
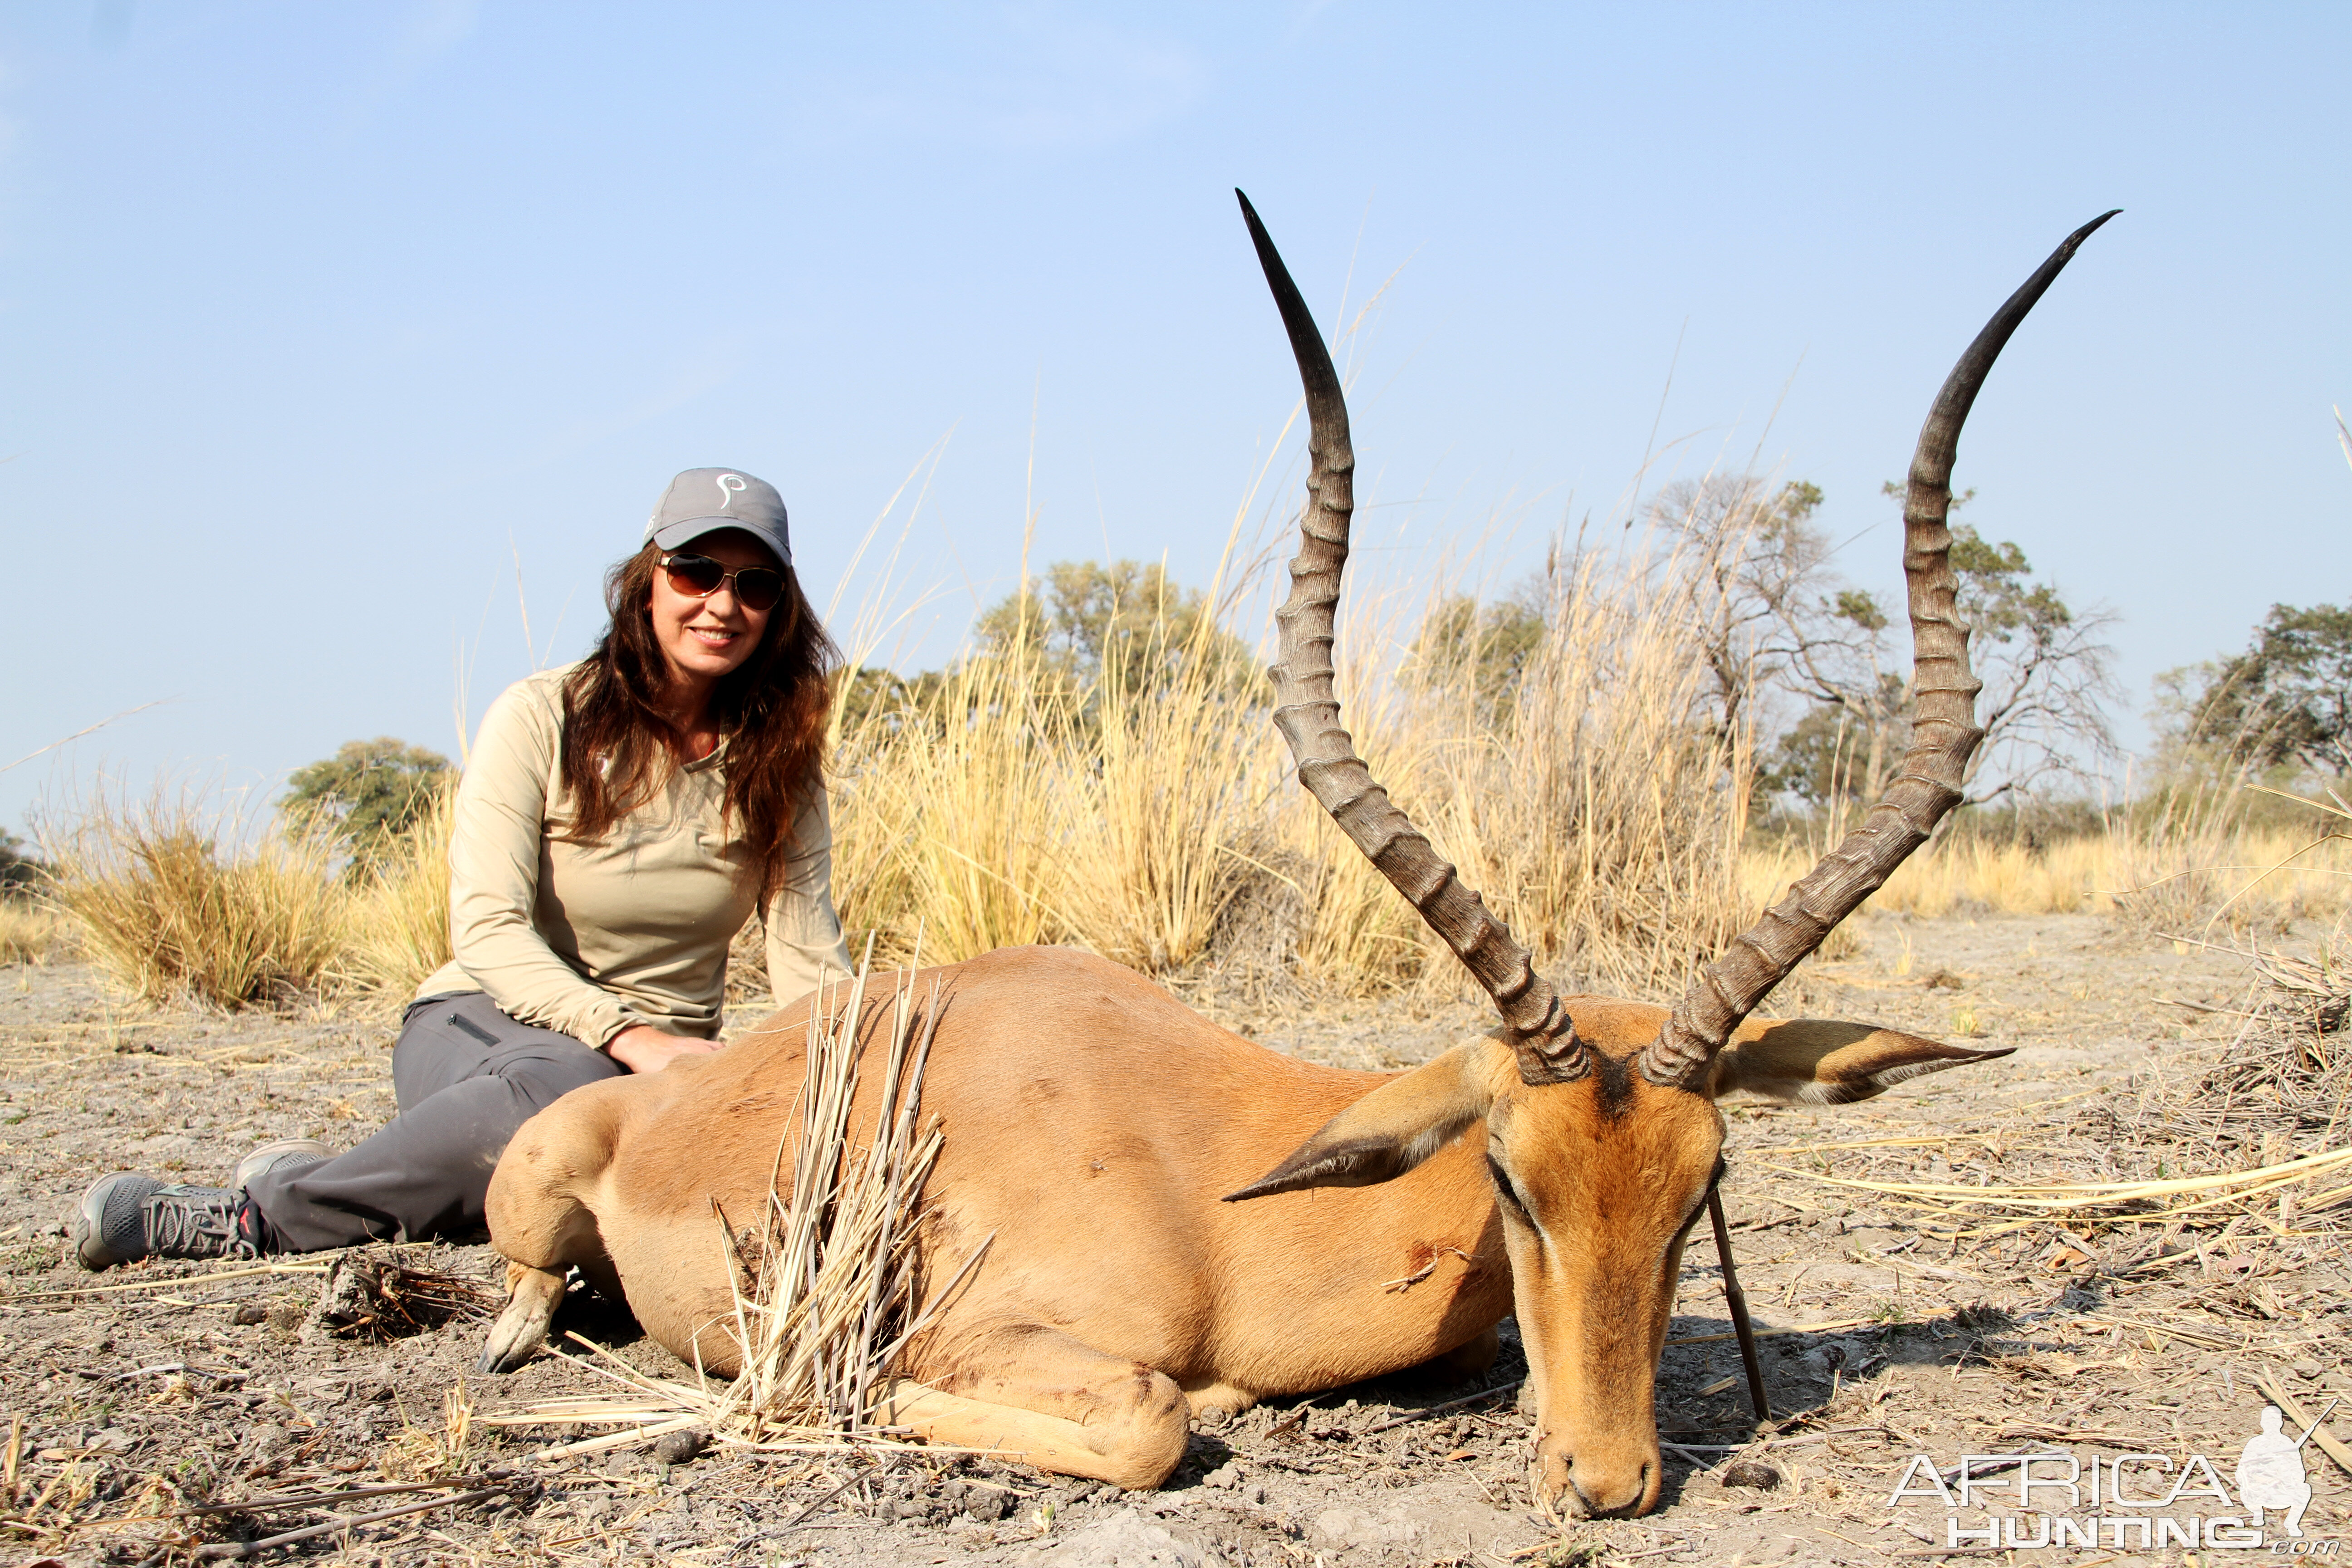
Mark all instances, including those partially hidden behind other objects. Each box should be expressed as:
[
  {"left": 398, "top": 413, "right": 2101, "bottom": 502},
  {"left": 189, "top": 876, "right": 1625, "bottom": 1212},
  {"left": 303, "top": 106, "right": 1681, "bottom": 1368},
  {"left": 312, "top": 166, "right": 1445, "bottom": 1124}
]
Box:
[{"left": 3, "top": 2, "right": 2347, "bottom": 835}]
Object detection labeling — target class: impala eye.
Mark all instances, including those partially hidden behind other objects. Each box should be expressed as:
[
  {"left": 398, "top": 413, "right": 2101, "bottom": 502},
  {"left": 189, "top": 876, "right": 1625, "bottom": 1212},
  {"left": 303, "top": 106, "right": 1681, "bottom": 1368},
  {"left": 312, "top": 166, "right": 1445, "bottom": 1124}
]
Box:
[{"left": 1485, "top": 1153, "right": 1531, "bottom": 1216}]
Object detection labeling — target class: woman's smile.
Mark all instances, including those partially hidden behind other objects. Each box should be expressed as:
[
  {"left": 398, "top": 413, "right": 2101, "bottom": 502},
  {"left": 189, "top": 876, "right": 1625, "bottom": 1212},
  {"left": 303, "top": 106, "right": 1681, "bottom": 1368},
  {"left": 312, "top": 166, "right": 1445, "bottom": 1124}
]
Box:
[{"left": 649, "top": 528, "right": 774, "bottom": 691}]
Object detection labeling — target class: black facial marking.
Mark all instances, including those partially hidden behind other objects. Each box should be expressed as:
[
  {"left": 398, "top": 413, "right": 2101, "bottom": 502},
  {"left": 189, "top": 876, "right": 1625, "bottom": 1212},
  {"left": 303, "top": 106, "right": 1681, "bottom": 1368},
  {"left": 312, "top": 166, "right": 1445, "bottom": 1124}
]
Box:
[{"left": 1593, "top": 1051, "right": 1637, "bottom": 1118}]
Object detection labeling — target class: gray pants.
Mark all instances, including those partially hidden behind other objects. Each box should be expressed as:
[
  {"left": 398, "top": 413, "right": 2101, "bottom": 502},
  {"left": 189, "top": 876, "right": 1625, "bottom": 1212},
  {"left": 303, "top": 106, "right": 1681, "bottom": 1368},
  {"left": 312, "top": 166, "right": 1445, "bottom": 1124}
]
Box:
[{"left": 245, "top": 992, "right": 625, "bottom": 1253}]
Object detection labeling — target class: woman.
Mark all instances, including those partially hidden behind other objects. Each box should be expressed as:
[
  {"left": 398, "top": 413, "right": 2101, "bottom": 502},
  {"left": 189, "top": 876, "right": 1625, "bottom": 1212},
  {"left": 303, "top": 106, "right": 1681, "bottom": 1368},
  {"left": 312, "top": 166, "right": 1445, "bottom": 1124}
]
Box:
[{"left": 73, "top": 468, "right": 856, "bottom": 1267}]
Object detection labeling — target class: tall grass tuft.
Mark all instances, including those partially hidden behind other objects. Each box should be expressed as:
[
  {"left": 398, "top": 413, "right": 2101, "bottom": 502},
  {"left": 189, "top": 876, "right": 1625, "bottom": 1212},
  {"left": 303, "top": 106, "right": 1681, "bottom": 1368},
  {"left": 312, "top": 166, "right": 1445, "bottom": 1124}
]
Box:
[
  {"left": 480, "top": 952, "right": 969, "bottom": 1455},
  {"left": 840, "top": 653, "right": 1068, "bottom": 966},
  {"left": 336, "top": 783, "right": 456, "bottom": 997},
  {"left": 2103, "top": 766, "right": 2251, "bottom": 935},
  {"left": 0, "top": 899, "right": 64, "bottom": 966},
  {"left": 40, "top": 517, "right": 2350, "bottom": 1019},
  {"left": 825, "top": 531, "right": 1757, "bottom": 1004},
  {"left": 1286, "top": 536, "right": 1753, "bottom": 999},
  {"left": 44, "top": 784, "right": 347, "bottom": 1009},
  {"left": 704, "top": 958, "right": 957, "bottom": 1438}
]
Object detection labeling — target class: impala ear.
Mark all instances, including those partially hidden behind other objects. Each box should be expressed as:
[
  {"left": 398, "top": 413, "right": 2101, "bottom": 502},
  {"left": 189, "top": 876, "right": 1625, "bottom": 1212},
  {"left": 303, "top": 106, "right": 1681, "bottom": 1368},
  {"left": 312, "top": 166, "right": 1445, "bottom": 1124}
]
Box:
[
  {"left": 1225, "top": 1038, "right": 1511, "bottom": 1201},
  {"left": 1711, "top": 1017, "right": 2013, "bottom": 1105}
]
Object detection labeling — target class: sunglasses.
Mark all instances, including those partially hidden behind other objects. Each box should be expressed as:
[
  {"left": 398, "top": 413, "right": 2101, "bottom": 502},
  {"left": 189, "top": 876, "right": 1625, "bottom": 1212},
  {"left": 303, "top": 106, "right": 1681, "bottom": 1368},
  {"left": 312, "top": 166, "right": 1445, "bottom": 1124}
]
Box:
[{"left": 659, "top": 553, "right": 787, "bottom": 613}]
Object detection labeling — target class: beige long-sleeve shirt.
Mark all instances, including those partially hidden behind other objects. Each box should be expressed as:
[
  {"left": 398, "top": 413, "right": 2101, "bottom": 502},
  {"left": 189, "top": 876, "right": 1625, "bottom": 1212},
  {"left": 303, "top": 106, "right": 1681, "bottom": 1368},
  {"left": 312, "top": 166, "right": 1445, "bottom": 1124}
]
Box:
[{"left": 413, "top": 666, "right": 855, "bottom": 1046}]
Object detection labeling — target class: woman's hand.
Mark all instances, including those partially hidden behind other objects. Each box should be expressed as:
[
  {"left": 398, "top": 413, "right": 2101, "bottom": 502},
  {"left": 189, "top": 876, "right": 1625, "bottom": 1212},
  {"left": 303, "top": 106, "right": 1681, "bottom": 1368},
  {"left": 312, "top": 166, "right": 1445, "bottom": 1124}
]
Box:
[{"left": 606, "top": 1025, "right": 724, "bottom": 1075}]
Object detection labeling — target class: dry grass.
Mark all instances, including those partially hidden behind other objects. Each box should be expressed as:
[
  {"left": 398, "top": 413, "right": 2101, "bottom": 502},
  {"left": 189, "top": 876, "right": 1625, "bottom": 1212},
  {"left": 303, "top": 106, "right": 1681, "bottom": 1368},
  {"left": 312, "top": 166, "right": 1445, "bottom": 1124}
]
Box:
[
  {"left": 333, "top": 783, "right": 456, "bottom": 997},
  {"left": 826, "top": 533, "right": 1754, "bottom": 1003},
  {"left": 1756, "top": 1145, "right": 2352, "bottom": 1227},
  {"left": 483, "top": 953, "right": 961, "bottom": 1455},
  {"left": 43, "top": 783, "right": 347, "bottom": 1009},
  {"left": 1744, "top": 818, "right": 2352, "bottom": 931},
  {"left": 0, "top": 899, "right": 64, "bottom": 966},
  {"left": 35, "top": 519, "right": 2349, "bottom": 1018}
]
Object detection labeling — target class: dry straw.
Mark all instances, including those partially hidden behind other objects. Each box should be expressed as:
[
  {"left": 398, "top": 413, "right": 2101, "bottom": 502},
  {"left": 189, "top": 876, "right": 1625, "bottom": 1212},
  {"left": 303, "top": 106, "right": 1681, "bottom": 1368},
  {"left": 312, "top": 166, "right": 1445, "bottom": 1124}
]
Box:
[
  {"left": 36, "top": 472, "right": 2352, "bottom": 1018},
  {"left": 1754, "top": 1145, "right": 2352, "bottom": 1227},
  {"left": 821, "top": 518, "right": 1757, "bottom": 1004},
  {"left": 484, "top": 945, "right": 985, "bottom": 1456},
  {"left": 0, "top": 899, "right": 63, "bottom": 966}
]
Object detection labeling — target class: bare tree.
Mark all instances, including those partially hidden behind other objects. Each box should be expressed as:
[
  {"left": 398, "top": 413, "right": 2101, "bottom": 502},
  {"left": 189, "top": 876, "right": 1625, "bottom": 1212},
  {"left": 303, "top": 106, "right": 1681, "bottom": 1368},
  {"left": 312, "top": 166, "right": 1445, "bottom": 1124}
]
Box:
[
  {"left": 1635, "top": 475, "right": 2117, "bottom": 810},
  {"left": 1639, "top": 477, "right": 1857, "bottom": 743}
]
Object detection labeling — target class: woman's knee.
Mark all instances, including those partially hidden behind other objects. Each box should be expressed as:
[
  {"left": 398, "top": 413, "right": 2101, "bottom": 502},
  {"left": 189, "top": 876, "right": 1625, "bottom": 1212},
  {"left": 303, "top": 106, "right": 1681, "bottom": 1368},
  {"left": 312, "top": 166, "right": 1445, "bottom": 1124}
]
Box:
[{"left": 496, "top": 1041, "right": 626, "bottom": 1110}]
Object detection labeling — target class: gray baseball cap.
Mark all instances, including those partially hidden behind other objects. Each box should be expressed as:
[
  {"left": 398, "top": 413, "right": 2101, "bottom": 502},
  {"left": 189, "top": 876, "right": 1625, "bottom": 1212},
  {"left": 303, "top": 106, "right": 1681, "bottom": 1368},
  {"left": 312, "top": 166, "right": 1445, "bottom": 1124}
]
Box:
[{"left": 645, "top": 467, "right": 792, "bottom": 567}]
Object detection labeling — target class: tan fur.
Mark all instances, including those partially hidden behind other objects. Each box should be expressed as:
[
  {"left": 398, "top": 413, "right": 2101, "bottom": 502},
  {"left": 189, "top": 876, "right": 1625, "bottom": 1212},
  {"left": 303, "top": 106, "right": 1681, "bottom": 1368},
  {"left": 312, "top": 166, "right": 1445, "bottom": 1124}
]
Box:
[{"left": 482, "top": 948, "right": 2005, "bottom": 1506}]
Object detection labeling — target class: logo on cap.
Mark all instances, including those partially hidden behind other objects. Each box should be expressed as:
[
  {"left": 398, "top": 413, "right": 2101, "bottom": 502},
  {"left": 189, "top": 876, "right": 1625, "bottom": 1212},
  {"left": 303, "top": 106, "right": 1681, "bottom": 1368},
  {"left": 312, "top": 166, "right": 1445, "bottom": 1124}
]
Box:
[{"left": 715, "top": 474, "right": 747, "bottom": 512}]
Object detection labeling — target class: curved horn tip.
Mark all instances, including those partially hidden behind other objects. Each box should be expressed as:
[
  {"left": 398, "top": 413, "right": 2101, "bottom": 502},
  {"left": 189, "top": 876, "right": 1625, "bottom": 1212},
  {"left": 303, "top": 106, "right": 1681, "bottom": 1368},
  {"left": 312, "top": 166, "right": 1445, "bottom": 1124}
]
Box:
[{"left": 2062, "top": 208, "right": 2123, "bottom": 253}]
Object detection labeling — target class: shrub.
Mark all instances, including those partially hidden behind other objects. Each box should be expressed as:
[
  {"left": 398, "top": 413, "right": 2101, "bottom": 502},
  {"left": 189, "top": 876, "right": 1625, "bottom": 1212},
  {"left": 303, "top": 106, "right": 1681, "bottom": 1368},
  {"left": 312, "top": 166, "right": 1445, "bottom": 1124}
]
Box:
[
  {"left": 282, "top": 738, "right": 452, "bottom": 872},
  {"left": 44, "top": 784, "right": 346, "bottom": 1009}
]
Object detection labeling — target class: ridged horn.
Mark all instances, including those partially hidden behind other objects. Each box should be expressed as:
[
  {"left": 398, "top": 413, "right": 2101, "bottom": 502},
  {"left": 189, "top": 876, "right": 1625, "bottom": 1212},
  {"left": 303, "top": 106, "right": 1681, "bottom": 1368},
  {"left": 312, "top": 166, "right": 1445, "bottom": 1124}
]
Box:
[
  {"left": 1239, "top": 189, "right": 1585, "bottom": 1086},
  {"left": 1638, "top": 209, "right": 2121, "bottom": 1090}
]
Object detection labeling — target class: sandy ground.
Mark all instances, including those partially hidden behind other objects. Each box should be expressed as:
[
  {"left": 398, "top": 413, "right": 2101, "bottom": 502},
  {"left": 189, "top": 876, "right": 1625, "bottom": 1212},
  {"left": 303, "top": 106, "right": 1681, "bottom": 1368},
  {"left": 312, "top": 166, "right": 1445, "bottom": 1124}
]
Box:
[{"left": 2, "top": 911, "right": 2347, "bottom": 1566}]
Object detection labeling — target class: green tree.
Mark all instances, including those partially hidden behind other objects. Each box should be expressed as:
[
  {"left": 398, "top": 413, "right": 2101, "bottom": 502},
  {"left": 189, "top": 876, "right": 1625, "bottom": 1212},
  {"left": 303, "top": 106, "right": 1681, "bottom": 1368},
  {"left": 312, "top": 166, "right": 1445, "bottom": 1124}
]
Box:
[
  {"left": 2172, "top": 603, "right": 2352, "bottom": 769},
  {"left": 1642, "top": 477, "right": 1845, "bottom": 742},
  {"left": 1408, "top": 585, "right": 1547, "bottom": 714},
  {"left": 1759, "top": 673, "right": 1909, "bottom": 809},
  {"left": 282, "top": 738, "right": 452, "bottom": 867},
  {"left": 0, "top": 827, "right": 44, "bottom": 895},
  {"left": 832, "top": 665, "right": 954, "bottom": 736},
  {"left": 1928, "top": 495, "right": 2120, "bottom": 804},
  {"left": 975, "top": 559, "right": 1256, "bottom": 704}
]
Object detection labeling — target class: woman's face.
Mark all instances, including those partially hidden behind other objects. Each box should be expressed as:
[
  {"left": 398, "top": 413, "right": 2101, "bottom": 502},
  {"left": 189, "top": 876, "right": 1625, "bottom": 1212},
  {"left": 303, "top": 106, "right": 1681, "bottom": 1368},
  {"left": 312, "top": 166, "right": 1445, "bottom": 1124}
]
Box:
[{"left": 647, "top": 529, "right": 779, "bottom": 692}]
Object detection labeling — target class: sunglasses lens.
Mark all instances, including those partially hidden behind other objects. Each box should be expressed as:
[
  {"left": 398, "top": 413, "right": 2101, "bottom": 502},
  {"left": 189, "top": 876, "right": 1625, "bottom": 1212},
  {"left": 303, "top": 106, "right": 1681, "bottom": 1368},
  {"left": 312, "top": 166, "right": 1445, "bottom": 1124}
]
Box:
[
  {"left": 663, "top": 554, "right": 725, "bottom": 596},
  {"left": 734, "top": 569, "right": 786, "bottom": 612}
]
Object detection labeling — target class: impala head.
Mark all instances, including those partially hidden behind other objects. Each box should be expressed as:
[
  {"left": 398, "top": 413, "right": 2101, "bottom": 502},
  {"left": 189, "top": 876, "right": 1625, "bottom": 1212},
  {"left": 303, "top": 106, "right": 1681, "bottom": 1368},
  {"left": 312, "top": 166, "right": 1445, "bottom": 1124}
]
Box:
[{"left": 1225, "top": 191, "right": 2113, "bottom": 1517}]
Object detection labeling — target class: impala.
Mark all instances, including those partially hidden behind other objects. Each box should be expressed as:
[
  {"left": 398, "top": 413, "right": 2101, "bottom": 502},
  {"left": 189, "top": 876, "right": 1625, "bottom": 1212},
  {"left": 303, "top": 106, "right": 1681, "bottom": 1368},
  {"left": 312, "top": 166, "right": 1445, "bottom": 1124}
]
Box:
[{"left": 478, "top": 194, "right": 2112, "bottom": 1517}]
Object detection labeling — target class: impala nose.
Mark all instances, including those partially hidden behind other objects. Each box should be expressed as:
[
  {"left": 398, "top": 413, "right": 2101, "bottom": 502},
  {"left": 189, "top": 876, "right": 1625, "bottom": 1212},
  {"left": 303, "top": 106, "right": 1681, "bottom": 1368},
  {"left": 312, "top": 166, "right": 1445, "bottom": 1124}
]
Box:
[{"left": 1562, "top": 1456, "right": 1656, "bottom": 1519}]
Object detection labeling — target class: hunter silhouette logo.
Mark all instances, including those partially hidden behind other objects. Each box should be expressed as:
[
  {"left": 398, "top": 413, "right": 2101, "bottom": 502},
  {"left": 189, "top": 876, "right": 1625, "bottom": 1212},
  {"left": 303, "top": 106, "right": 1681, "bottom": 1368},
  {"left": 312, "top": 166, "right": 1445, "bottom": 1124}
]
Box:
[
  {"left": 1886, "top": 1397, "right": 2344, "bottom": 1551},
  {"left": 2239, "top": 1401, "right": 2337, "bottom": 1539}
]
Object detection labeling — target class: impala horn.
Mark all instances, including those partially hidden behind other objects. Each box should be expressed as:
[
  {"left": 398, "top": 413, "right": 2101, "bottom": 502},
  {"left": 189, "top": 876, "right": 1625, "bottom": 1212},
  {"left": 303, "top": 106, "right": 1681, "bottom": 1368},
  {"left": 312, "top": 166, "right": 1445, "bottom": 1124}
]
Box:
[
  {"left": 1240, "top": 189, "right": 1586, "bottom": 1087},
  {"left": 1637, "top": 210, "right": 2120, "bottom": 1091}
]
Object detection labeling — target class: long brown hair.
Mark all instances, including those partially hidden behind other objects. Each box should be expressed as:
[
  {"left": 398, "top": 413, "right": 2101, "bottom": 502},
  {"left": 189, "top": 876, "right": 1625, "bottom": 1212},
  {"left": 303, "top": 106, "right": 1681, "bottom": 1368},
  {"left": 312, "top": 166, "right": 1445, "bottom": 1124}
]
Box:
[{"left": 558, "top": 542, "right": 840, "bottom": 909}]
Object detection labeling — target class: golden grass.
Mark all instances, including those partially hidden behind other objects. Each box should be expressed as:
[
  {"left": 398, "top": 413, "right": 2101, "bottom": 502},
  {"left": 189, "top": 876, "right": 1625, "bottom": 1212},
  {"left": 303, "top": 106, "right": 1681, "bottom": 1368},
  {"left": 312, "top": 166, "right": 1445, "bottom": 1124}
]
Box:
[
  {"left": 44, "top": 784, "right": 347, "bottom": 1009},
  {"left": 334, "top": 784, "right": 456, "bottom": 998},
  {"left": 0, "top": 900, "right": 64, "bottom": 966},
  {"left": 827, "top": 534, "right": 1754, "bottom": 1002},
  {"left": 35, "top": 530, "right": 2349, "bottom": 1017},
  {"left": 1744, "top": 822, "right": 2352, "bottom": 930}
]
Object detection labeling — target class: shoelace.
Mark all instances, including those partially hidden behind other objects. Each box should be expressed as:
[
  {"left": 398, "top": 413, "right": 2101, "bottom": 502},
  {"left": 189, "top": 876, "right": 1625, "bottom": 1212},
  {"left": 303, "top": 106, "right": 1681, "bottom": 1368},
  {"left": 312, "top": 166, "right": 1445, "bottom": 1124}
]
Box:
[{"left": 144, "top": 1190, "right": 257, "bottom": 1260}]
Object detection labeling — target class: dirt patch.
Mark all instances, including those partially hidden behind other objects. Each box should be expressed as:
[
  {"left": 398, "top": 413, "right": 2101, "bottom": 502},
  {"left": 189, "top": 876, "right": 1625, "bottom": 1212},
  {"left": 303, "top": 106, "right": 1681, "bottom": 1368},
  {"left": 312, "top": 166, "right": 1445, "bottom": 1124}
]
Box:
[{"left": 3, "top": 913, "right": 2347, "bottom": 1564}]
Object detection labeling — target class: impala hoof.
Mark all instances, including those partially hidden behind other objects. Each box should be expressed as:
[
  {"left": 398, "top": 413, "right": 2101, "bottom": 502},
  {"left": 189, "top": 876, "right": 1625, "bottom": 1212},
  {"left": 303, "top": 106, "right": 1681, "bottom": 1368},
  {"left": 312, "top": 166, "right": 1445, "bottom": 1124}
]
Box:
[
  {"left": 477, "top": 1333, "right": 538, "bottom": 1376},
  {"left": 479, "top": 1263, "right": 567, "bottom": 1373}
]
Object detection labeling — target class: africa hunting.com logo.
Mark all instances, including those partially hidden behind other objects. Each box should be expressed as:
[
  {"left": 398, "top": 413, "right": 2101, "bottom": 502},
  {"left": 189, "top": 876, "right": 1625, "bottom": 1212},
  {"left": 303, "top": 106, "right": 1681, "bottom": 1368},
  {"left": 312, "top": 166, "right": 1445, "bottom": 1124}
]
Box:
[{"left": 1885, "top": 1401, "right": 2341, "bottom": 1552}]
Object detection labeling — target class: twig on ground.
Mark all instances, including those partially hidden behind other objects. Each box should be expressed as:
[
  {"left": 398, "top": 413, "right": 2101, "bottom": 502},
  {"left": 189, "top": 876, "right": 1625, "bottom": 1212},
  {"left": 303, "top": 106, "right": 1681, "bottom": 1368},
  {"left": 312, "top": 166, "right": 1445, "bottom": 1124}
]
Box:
[
  {"left": 192, "top": 1485, "right": 507, "bottom": 1559},
  {"left": 0, "top": 1263, "right": 330, "bottom": 1302},
  {"left": 1362, "top": 1382, "right": 1523, "bottom": 1434}
]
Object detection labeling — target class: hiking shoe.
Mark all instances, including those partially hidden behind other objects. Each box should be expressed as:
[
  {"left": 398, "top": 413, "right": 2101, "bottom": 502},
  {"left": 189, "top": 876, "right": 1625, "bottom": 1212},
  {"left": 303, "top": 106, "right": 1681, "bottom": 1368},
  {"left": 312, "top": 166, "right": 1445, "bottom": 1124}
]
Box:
[
  {"left": 72, "top": 1175, "right": 260, "bottom": 1271},
  {"left": 230, "top": 1139, "right": 334, "bottom": 1192}
]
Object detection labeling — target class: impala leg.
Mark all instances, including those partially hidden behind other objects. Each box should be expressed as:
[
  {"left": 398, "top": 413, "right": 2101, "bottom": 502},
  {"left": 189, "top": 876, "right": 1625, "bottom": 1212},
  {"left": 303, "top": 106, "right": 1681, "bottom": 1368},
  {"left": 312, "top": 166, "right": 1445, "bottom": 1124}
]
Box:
[
  {"left": 878, "top": 1328, "right": 1191, "bottom": 1490},
  {"left": 479, "top": 1091, "right": 621, "bottom": 1375},
  {"left": 480, "top": 1262, "right": 567, "bottom": 1374}
]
